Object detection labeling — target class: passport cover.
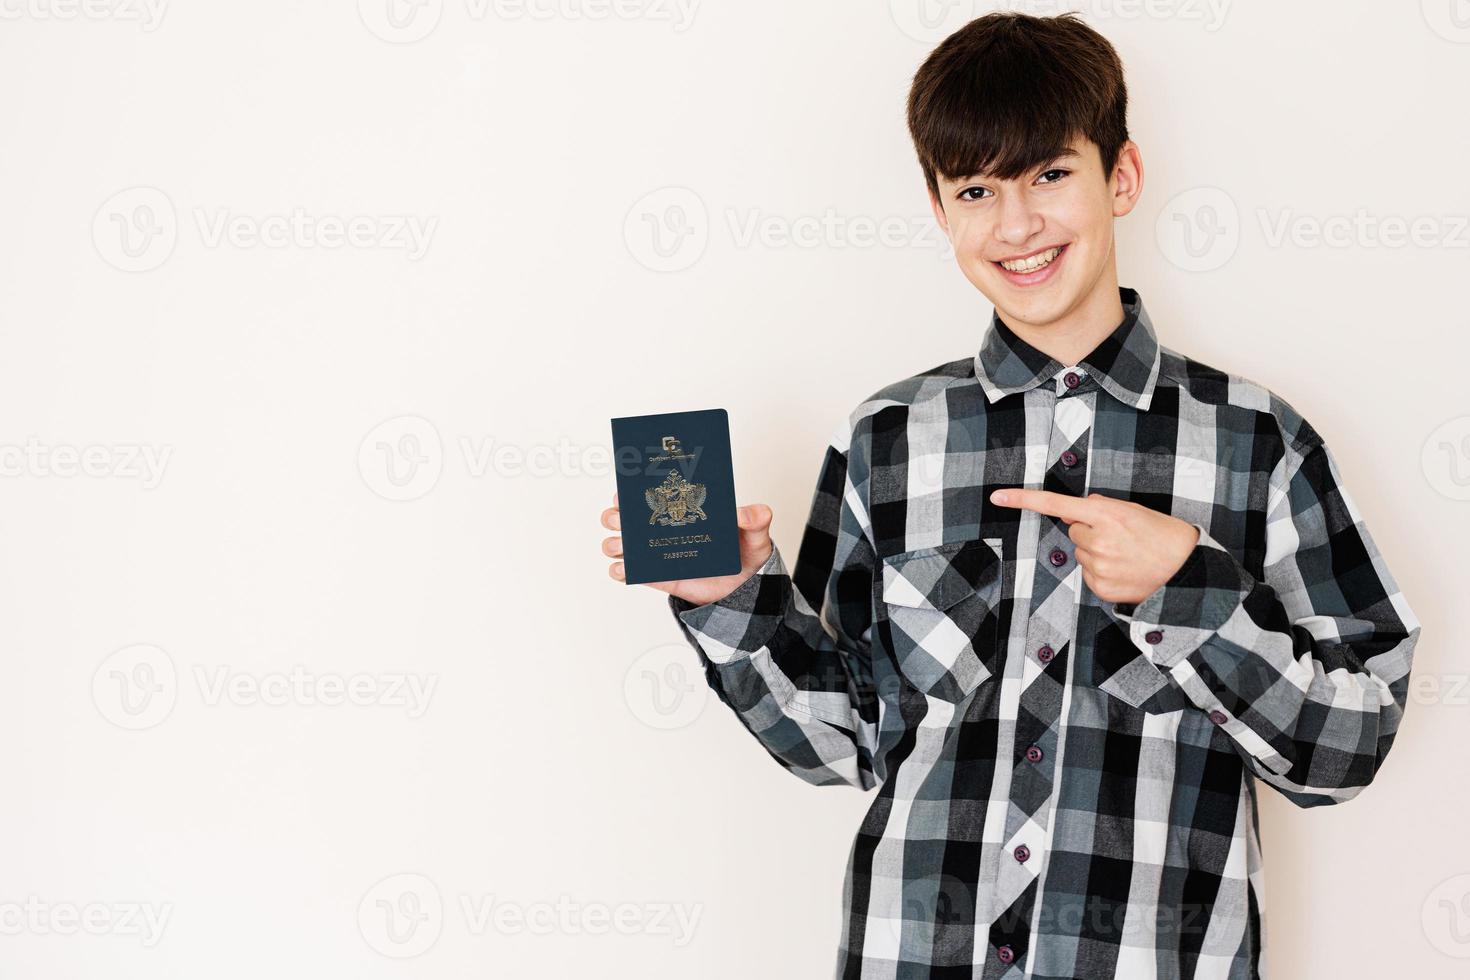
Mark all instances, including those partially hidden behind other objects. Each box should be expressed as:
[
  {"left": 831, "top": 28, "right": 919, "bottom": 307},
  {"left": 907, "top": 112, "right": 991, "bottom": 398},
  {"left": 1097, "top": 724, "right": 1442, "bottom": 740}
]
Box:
[{"left": 610, "top": 408, "right": 741, "bottom": 585}]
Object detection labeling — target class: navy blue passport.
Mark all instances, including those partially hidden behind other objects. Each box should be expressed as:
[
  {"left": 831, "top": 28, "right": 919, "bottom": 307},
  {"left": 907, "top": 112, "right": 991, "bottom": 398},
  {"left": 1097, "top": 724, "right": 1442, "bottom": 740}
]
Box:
[{"left": 610, "top": 408, "right": 741, "bottom": 585}]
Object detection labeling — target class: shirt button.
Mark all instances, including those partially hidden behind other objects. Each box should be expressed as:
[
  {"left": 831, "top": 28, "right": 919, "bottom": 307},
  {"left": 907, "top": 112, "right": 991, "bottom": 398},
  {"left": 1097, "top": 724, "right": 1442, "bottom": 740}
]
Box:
[
  {"left": 1025, "top": 745, "right": 1044, "bottom": 764},
  {"left": 1037, "top": 645, "right": 1055, "bottom": 664},
  {"left": 1063, "top": 371, "right": 1081, "bottom": 389},
  {"left": 997, "top": 945, "right": 1016, "bottom": 964},
  {"left": 1049, "top": 548, "right": 1067, "bottom": 567},
  {"left": 1145, "top": 629, "right": 1164, "bottom": 645},
  {"left": 1013, "top": 844, "right": 1030, "bottom": 863},
  {"left": 1060, "top": 449, "right": 1078, "bottom": 467},
  {"left": 1209, "top": 709, "right": 1229, "bottom": 725}
]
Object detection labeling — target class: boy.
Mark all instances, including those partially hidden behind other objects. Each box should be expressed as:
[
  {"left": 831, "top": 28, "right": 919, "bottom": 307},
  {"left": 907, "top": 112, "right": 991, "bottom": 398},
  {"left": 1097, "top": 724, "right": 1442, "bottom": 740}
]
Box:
[{"left": 600, "top": 12, "right": 1419, "bottom": 978}]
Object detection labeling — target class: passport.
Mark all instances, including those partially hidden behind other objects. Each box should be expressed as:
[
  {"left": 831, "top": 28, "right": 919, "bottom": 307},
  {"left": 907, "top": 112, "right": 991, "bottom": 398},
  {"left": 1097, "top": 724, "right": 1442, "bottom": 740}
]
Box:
[{"left": 610, "top": 408, "right": 741, "bottom": 585}]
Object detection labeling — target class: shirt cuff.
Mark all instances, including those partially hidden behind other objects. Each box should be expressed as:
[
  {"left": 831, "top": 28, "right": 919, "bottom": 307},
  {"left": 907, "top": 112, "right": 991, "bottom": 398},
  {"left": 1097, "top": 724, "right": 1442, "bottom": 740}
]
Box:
[
  {"left": 667, "top": 544, "right": 787, "bottom": 664},
  {"left": 1106, "top": 523, "right": 1253, "bottom": 669}
]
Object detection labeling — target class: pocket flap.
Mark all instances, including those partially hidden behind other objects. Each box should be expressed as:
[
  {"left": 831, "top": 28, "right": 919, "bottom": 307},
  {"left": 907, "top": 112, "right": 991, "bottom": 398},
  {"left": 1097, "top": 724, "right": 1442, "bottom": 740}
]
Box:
[{"left": 881, "top": 537, "right": 1002, "bottom": 611}]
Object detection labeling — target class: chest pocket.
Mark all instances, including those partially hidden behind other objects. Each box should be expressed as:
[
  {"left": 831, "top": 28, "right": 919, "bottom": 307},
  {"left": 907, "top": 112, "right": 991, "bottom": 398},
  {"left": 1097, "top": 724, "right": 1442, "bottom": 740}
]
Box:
[{"left": 878, "top": 536, "right": 1005, "bottom": 703}]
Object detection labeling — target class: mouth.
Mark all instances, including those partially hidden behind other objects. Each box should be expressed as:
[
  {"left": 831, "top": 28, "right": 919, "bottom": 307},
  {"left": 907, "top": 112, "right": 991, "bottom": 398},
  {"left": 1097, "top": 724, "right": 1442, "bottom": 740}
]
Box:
[{"left": 992, "top": 243, "right": 1069, "bottom": 286}]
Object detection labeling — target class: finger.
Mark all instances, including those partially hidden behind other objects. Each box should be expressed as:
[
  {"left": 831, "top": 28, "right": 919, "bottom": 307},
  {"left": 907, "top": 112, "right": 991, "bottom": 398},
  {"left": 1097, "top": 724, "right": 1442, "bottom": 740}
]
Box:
[
  {"left": 1067, "top": 521, "right": 1100, "bottom": 549},
  {"left": 990, "top": 488, "right": 1097, "bottom": 525},
  {"left": 613, "top": 491, "right": 618, "bottom": 506},
  {"left": 1074, "top": 543, "right": 1098, "bottom": 568},
  {"left": 602, "top": 535, "right": 623, "bottom": 558},
  {"left": 608, "top": 560, "right": 624, "bottom": 581},
  {"left": 601, "top": 506, "right": 621, "bottom": 531},
  {"left": 738, "top": 503, "right": 773, "bottom": 532}
]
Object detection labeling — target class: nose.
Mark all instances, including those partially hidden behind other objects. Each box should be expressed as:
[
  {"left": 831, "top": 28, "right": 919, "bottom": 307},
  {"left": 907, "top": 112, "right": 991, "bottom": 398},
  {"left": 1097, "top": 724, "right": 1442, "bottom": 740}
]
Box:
[{"left": 992, "top": 191, "right": 1043, "bottom": 252}]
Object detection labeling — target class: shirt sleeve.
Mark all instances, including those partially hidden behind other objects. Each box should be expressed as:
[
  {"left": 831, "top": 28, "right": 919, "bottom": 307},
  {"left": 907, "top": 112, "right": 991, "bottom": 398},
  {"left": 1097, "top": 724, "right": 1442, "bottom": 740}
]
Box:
[
  {"left": 667, "top": 420, "right": 880, "bottom": 790},
  {"left": 1109, "top": 432, "right": 1421, "bottom": 807}
]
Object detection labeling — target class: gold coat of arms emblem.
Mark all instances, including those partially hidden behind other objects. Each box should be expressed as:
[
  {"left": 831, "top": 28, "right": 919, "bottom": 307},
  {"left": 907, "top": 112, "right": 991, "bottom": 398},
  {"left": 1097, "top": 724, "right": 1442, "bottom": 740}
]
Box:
[{"left": 645, "top": 471, "right": 709, "bottom": 526}]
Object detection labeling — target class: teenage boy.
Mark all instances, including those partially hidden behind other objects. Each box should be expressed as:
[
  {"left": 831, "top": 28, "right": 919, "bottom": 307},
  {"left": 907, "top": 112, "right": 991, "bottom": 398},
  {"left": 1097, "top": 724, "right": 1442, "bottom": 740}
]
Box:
[{"left": 600, "top": 12, "right": 1419, "bottom": 978}]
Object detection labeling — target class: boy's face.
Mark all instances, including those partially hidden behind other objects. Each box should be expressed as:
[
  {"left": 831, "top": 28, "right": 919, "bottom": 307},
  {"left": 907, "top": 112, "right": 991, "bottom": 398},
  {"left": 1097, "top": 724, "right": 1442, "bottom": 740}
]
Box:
[{"left": 928, "top": 137, "right": 1142, "bottom": 331}]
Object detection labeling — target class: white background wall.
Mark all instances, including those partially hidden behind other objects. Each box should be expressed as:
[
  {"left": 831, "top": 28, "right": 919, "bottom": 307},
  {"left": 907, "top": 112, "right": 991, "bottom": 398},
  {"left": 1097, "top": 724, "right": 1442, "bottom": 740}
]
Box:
[{"left": 0, "top": 1, "right": 1466, "bottom": 977}]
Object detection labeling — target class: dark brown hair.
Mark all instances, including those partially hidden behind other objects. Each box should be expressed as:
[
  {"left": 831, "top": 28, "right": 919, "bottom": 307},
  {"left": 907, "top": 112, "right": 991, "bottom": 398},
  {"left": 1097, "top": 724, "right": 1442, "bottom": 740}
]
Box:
[{"left": 906, "top": 12, "right": 1129, "bottom": 201}]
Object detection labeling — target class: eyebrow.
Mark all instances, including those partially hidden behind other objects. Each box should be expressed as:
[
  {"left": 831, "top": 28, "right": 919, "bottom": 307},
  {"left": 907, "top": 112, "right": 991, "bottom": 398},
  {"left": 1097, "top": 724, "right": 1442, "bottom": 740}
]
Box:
[{"left": 961, "top": 149, "right": 1082, "bottom": 182}]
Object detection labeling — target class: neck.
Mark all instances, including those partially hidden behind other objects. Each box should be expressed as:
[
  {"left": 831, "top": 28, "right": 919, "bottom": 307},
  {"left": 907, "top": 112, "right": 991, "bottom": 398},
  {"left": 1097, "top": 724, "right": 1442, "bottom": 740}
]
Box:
[{"left": 999, "top": 270, "right": 1125, "bottom": 368}]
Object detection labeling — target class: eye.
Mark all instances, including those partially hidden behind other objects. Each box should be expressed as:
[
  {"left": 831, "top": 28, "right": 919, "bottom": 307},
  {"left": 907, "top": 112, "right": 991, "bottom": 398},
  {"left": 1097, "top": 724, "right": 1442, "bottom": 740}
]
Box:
[
  {"left": 1037, "top": 168, "right": 1070, "bottom": 184},
  {"left": 957, "top": 186, "right": 992, "bottom": 202}
]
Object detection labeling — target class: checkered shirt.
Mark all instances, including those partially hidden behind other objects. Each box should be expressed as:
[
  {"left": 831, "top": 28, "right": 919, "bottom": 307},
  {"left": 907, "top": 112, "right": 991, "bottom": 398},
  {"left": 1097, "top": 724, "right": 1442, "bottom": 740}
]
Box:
[{"left": 668, "top": 286, "right": 1421, "bottom": 980}]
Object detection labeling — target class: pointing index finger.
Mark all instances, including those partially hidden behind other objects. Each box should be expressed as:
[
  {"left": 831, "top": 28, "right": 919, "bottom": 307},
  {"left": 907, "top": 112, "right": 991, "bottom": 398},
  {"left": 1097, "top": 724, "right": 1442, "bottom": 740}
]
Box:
[{"left": 990, "top": 488, "right": 1096, "bottom": 525}]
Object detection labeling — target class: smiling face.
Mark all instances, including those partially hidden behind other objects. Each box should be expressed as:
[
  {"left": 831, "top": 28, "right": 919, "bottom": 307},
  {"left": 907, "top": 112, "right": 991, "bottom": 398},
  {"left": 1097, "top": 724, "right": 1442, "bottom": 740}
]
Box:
[{"left": 929, "top": 136, "right": 1143, "bottom": 333}]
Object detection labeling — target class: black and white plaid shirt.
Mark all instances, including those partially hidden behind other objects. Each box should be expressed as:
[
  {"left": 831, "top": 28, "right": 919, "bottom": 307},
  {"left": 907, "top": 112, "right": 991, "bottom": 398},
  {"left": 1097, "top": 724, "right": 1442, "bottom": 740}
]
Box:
[{"left": 668, "top": 286, "right": 1420, "bottom": 979}]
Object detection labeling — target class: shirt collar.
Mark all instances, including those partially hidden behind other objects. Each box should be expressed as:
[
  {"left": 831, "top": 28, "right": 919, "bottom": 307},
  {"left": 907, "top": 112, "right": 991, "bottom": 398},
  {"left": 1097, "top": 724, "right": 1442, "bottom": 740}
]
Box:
[{"left": 974, "top": 286, "right": 1162, "bottom": 411}]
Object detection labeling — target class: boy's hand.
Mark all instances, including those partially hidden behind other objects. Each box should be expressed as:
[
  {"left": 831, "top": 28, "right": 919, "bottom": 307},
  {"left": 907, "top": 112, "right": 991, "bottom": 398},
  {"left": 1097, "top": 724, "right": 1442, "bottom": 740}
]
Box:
[
  {"left": 989, "top": 488, "right": 1200, "bottom": 605},
  {"left": 601, "top": 492, "right": 775, "bottom": 606}
]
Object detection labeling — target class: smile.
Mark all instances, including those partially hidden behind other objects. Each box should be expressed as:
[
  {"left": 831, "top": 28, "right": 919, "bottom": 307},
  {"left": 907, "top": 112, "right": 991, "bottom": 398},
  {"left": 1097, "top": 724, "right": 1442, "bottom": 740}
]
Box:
[{"left": 993, "top": 243, "right": 1069, "bottom": 286}]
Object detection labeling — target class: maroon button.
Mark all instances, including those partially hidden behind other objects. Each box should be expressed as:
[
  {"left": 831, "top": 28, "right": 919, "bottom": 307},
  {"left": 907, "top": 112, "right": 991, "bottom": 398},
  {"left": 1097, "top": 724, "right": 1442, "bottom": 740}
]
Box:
[
  {"left": 1013, "top": 844, "right": 1030, "bottom": 863},
  {"left": 1025, "top": 745, "right": 1043, "bottom": 763},
  {"left": 1060, "top": 450, "right": 1078, "bottom": 467},
  {"left": 1063, "top": 371, "right": 1081, "bottom": 389},
  {"left": 1209, "top": 710, "right": 1229, "bottom": 725},
  {"left": 1037, "top": 645, "right": 1054, "bottom": 664},
  {"left": 1145, "top": 629, "right": 1164, "bottom": 645},
  {"left": 997, "top": 945, "right": 1015, "bottom": 964},
  {"left": 1049, "top": 548, "right": 1067, "bottom": 567}
]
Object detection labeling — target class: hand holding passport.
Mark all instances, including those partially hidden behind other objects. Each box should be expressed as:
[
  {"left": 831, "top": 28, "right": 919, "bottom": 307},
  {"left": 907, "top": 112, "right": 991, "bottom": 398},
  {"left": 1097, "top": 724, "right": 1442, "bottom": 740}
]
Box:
[{"left": 603, "top": 408, "right": 773, "bottom": 602}]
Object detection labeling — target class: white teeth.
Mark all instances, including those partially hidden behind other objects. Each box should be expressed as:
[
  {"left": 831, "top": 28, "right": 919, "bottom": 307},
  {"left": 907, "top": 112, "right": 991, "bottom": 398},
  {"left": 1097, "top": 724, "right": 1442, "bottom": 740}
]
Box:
[{"left": 1000, "top": 246, "right": 1062, "bottom": 273}]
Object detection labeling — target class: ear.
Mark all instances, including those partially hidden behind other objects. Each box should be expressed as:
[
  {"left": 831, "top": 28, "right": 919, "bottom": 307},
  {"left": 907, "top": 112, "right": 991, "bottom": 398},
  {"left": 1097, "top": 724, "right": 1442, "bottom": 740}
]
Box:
[
  {"left": 928, "top": 188, "right": 952, "bottom": 238},
  {"left": 1110, "top": 140, "right": 1145, "bottom": 219}
]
